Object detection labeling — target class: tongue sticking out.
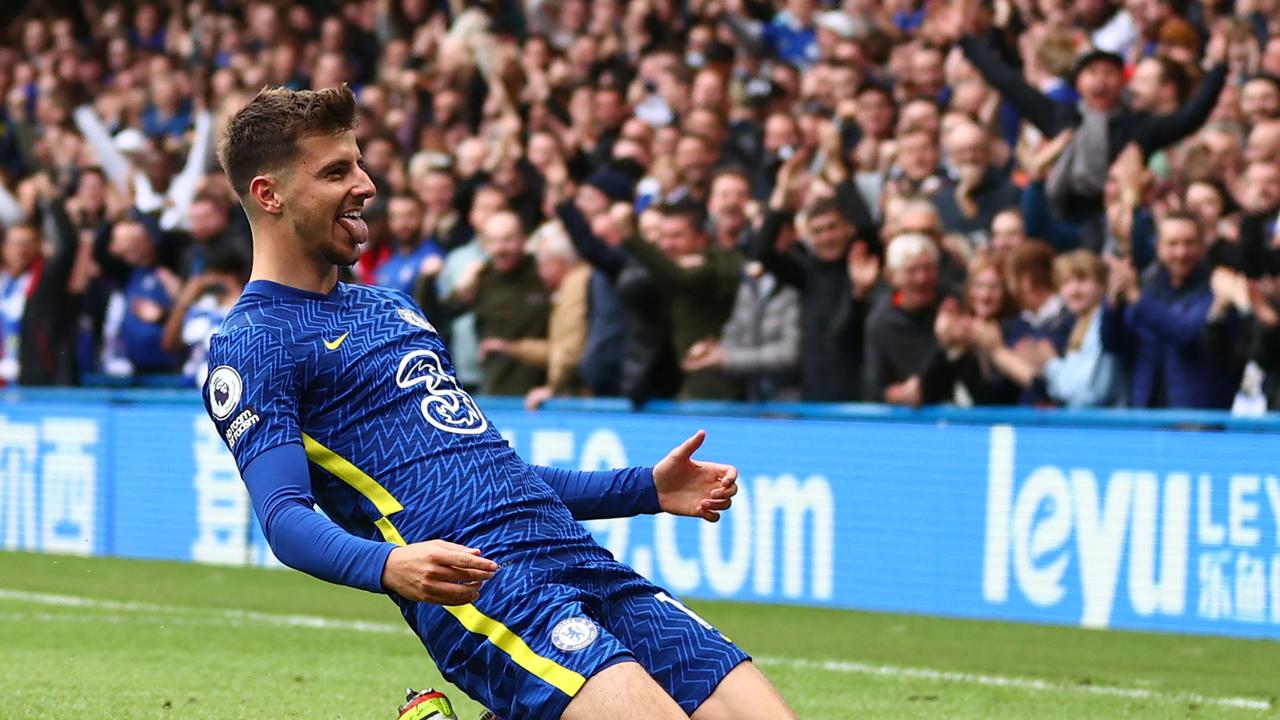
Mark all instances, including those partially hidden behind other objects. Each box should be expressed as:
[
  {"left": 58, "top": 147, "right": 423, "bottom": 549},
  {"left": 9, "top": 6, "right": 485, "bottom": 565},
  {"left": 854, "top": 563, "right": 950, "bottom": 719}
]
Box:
[{"left": 336, "top": 216, "right": 369, "bottom": 245}]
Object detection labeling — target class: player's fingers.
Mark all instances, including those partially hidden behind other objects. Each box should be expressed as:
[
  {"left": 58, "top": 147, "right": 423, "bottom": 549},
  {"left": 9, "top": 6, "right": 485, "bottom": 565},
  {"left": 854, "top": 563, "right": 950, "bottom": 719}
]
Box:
[
  {"left": 431, "top": 540, "right": 485, "bottom": 555},
  {"left": 440, "top": 565, "right": 496, "bottom": 583},
  {"left": 710, "top": 482, "right": 739, "bottom": 499},
  {"left": 717, "top": 464, "right": 738, "bottom": 484},
  {"left": 672, "top": 429, "right": 706, "bottom": 460},
  {"left": 443, "top": 551, "right": 500, "bottom": 572},
  {"left": 700, "top": 508, "right": 721, "bottom": 523},
  {"left": 703, "top": 497, "right": 732, "bottom": 512}
]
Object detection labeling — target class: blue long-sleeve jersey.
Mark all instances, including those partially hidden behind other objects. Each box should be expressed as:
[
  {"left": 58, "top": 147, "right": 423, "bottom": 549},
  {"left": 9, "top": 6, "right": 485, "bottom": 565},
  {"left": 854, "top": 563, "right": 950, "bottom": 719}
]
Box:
[{"left": 204, "top": 280, "right": 659, "bottom": 592}]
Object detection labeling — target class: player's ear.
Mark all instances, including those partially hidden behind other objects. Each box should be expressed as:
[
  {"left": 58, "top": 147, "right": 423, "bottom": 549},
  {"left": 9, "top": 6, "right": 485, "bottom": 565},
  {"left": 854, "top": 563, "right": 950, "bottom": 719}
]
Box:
[{"left": 249, "top": 175, "right": 284, "bottom": 216}]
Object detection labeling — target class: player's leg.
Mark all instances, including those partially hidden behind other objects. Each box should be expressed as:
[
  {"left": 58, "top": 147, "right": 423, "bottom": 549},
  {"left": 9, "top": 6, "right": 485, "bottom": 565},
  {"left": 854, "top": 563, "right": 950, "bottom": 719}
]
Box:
[
  {"left": 560, "top": 661, "right": 689, "bottom": 720},
  {"left": 596, "top": 579, "right": 763, "bottom": 717},
  {"left": 397, "top": 586, "right": 663, "bottom": 719},
  {"left": 690, "top": 661, "right": 797, "bottom": 720}
]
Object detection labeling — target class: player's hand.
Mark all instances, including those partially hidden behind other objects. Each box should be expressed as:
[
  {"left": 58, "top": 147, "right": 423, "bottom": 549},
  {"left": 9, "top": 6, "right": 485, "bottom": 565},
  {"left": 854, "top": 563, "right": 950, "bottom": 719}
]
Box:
[
  {"left": 653, "top": 430, "right": 738, "bottom": 523},
  {"left": 382, "top": 540, "right": 499, "bottom": 606}
]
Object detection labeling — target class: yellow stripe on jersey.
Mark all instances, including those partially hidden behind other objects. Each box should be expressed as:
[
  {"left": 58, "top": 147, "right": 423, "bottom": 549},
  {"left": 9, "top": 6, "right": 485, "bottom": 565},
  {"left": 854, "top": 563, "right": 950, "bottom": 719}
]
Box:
[
  {"left": 444, "top": 604, "right": 588, "bottom": 697},
  {"left": 300, "top": 434, "right": 583, "bottom": 697},
  {"left": 301, "top": 433, "right": 405, "bottom": 544},
  {"left": 374, "top": 517, "right": 407, "bottom": 547}
]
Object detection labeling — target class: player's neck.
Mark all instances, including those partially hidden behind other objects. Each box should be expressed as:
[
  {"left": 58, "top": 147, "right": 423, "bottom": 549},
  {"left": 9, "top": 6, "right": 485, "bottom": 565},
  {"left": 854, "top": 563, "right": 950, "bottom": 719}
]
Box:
[{"left": 248, "top": 224, "right": 340, "bottom": 294}]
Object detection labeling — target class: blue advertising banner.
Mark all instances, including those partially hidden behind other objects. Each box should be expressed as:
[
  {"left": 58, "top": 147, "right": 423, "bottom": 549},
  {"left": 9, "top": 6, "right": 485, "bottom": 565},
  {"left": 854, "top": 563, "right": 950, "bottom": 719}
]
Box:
[{"left": 1, "top": 396, "right": 1277, "bottom": 640}]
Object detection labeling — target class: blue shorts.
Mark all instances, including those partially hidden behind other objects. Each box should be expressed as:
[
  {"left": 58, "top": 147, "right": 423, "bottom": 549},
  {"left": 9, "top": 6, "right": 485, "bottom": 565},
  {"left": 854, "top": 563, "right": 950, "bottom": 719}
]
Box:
[{"left": 397, "top": 563, "right": 749, "bottom": 718}]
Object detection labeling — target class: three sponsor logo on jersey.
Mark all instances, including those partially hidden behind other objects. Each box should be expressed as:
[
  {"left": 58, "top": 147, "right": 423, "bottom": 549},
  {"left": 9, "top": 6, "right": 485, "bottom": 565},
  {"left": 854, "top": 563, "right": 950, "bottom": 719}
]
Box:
[
  {"left": 208, "top": 365, "right": 259, "bottom": 450},
  {"left": 207, "top": 307, "right": 468, "bottom": 450}
]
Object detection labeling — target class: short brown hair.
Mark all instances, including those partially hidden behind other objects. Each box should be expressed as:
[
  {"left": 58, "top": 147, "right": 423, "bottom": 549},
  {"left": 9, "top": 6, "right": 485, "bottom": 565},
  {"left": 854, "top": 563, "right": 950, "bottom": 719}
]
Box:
[
  {"left": 1054, "top": 249, "right": 1107, "bottom": 288},
  {"left": 1004, "top": 239, "right": 1057, "bottom": 291},
  {"left": 217, "top": 85, "right": 358, "bottom": 199}
]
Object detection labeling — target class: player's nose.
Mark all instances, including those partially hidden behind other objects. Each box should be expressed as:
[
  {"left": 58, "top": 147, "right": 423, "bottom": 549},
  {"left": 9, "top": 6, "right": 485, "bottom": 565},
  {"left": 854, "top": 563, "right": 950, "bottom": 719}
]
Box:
[{"left": 353, "top": 165, "right": 377, "bottom": 201}]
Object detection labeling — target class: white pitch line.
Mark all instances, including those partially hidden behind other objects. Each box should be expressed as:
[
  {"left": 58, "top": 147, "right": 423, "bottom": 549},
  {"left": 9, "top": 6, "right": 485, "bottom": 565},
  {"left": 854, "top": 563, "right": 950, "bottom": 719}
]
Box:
[
  {"left": 0, "top": 588, "right": 1271, "bottom": 712},
  {"left": 751, "top": 655, "right": 1273, "bottom": 712}
]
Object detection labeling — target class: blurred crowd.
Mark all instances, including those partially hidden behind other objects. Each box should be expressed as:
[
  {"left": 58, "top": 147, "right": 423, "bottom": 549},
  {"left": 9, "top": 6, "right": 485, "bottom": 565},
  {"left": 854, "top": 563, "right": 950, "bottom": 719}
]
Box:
[{"left": 4, "top": 0, "right": 1280, "bottom": 412}]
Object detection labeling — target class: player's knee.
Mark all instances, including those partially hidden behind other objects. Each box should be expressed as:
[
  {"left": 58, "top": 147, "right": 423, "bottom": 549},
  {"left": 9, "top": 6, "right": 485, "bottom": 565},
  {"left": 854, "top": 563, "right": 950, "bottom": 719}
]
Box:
[
  {"left": 691, "top": 662, "right": 797, "bottom": 720},
  {"left": 561, "top": 661, "right": 689, "bottom": 720}
]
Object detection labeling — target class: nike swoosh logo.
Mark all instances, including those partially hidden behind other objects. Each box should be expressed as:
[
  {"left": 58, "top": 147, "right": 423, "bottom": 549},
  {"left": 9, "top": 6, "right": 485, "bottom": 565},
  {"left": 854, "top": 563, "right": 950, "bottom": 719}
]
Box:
[{"left": 323, "top": 332, "right": 350, "bottom": 351}]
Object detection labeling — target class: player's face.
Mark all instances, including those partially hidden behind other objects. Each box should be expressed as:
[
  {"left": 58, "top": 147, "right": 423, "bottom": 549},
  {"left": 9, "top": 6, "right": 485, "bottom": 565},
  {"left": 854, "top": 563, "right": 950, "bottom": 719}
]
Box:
[{"left": 280, "top": 130, "right": 376, "bottom": 267}]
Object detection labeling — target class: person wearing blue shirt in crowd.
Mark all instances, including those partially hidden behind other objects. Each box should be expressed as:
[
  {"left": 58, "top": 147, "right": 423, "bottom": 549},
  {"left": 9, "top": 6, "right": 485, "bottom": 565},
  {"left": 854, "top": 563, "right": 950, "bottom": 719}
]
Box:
[
  {"left": 95, "top": 217, "right": 182, "bottom": 375},
  {"left": 141, "top": 77, "right": 193, "bottom": 140},
  {"left": 1102, "top": 212, "right": 1241, "bottom": 408},
  {"left": 723, "top": 0, "right": 819, "bottom": 67},
  {"left": 204, "top": 85, "right": 794, "bottom": 720},
  {"left": 374, "top": 194, "right": 444, "bottom": 296}
]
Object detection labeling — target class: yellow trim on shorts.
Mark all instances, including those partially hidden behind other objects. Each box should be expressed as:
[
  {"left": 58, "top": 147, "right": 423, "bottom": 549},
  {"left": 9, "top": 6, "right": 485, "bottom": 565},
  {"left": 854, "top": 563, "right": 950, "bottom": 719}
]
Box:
[
  {"left": 444, "top": 604, "right": 588, "bottom": 697},
  {"left": 301, "top": 433, "right": 405, "bottom": 544},
  {"left": 300, "top": 434, "right": 584, "bottom": 697}
]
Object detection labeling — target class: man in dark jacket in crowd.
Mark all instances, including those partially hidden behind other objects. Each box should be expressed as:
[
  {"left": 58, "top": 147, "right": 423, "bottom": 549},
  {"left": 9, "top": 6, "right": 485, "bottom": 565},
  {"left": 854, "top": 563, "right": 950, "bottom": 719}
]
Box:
[
  {"left": 863, "top": 233, "right": 947, "bottom": 405},
  {"left": 556, "top": 199, "right": 681, "bottom": 405},
  {"left": 426, "top": 210, "right": 550, "bottom": 396},
  {"left": 1102, "top": 211, "right": 1240, "bottom": 408},
  {"left": 755, "top": 195, "right": 878, "bottom": 402},
  {"left": 1, "top": 192, "right": 82, "bottom": 385},
  {"left": 623, "top": 201, "right": 742, "bottom": 399}
]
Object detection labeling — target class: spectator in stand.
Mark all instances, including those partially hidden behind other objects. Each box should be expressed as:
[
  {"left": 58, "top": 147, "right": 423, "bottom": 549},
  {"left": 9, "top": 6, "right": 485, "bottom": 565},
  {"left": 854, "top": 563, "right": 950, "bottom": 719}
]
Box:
[
  {"left": 723, "top": 0, "right": 821, "bottom": 68},
  {"left": 863, "top": 233, "right": 946, "bottom": 405},
  {"left": 0, "top": 189, "right": 82, "bottom": 386},
  {"left": 683, "top": 259, "right": 804, "bottom": 402},
  {"left": 168, "top": 193, "right": 249, "bottom": 278},
  {"left": 972, "top": 250, "right": 1122, "bottom": 407},
  {"left": 415, "top": 166, "right": 468, "bottom": 251},
  {"left": 1004, "top": 240, "right": 1075, "bottom": 354},
  {"left": 932, "top": 120, "right": 1019, "bottom": 248},
  {"left": 495, "top": 227, "right": 592, "bottom": 410},
  {"left": 989, "top": 209, "right": 1028, "bottom": 255},
  {"left": 96, "top": 218, "right": 182, "bottom": 376},
  {"left": 931, "top": 252, "right": 1020, "bottom": 406},
  {"left": 1239, "top": 75, "right": 1280, "bottom": 127},
  {"left": 421, "top": 185, "right": 510, "bottom": 390},
  {"left": 437, "top": 210, "right": 549, "bottom": 397},
  {"left": 374, "top": 194, "right": 444, "bottom": 296},
  {"left": 707, "top": 169, "right": 755, "bottom": 251},
  {"left": 557, "top": 194, "right": 679, "bottom": 403},
  {"left": 1103, "top": 211, "right": 1241, "bottom": 408},
  {"left": 73, "top": 88, "right": 215, "bottom": 233},
  {"left": 623, "top": 201, "right": 741, "bottom": 399},
  {"left": 755, "top": 152, "right": 878, "bottom": 402},
  {"left": 161, "top": 243, "right": 248, "bottom": 387}
]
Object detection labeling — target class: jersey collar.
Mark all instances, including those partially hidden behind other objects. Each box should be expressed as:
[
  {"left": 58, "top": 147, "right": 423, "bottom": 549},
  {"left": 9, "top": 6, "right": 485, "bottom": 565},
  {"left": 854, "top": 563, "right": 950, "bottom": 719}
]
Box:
[{"left": 243, "top": 279, "right": 342, "bottom": 302}]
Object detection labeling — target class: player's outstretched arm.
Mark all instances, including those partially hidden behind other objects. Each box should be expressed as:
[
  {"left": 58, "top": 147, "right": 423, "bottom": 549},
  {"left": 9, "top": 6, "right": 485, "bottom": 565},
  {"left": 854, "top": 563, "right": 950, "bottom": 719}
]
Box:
[
  {"left": 531, "top": 465, "right": 662, "bottom": 521},
  {"left": 531, "top": 430, "right": 738, "bottom": 522},
  {"left": 652, "top": 430, "right": 737, "bottom": 522}
]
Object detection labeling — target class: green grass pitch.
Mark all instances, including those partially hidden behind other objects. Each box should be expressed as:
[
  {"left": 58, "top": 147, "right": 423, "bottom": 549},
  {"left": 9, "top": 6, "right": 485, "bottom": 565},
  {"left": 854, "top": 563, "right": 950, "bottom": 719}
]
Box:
[{"left": 0, "top": 551, "right": 1276, "bottom": 719}]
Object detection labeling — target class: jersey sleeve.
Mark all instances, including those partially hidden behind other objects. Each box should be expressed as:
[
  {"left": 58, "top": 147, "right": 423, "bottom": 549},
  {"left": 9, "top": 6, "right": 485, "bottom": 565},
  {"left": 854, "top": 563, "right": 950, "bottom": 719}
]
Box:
[
  {"left": 243, "top": 444, "right": 394, "bottom": 593},
  {"left": 203, "top": 326, "right": 304, "bottom": 472},
  {"left": 531, "top": 465, "right": 661, "bottom": 520}
]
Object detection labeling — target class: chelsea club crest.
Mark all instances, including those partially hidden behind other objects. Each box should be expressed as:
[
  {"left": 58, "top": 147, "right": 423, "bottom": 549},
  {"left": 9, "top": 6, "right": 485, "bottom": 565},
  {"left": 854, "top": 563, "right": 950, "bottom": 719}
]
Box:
[{"left": 551, "top": 616, "right": 598, "bottom": 652}]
